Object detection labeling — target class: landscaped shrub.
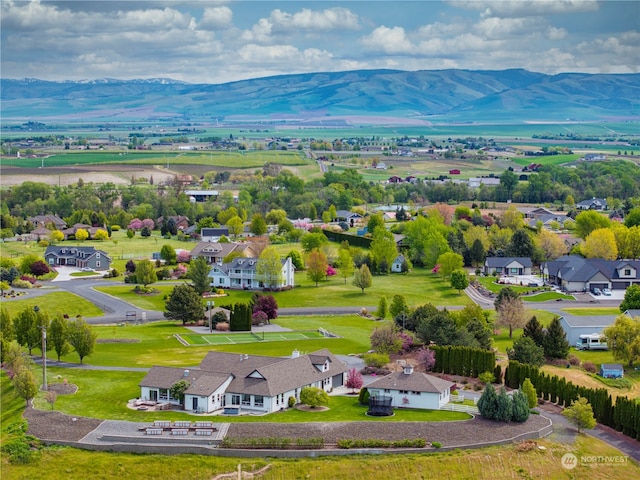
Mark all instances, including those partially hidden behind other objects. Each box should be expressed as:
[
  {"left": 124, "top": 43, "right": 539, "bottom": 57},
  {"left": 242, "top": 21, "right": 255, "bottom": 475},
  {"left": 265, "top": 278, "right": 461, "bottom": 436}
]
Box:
[
  {"left": 111, "top": 225, "right": 121, "bottom": 231},
  {"left": 568, "top": 354, "right": 581, "bottom": 366},
  {"left": 362, "top": 352, "right": 390, "bottom": 368},
  {"left": 431, "top": 441, "right": 442, "bottom": 448},
  {"left": 358, "top": 387, "right": 370, "bottom": 405},
  {"left": 252, "top": 311, "right": 268, "bottom": 326},
  {"left": 583, "top": 362, "right": 597, "bottom": 373},
  {"left": 478, "top": 371, "right": 495, "bottom": 384},
  {"left": 1, "top": 435, "right": 41, "bottom": 464},
  {"left": 221, "top": 437, "right": 324, "bottom": 449},
  {"left": 215, "top": 322, "right": 230, "bottom": 331},
  {"left": 11, "top": 279, "right": 32, "bottom": 289},
  {"left": 337, "top": 438, "right": 426, "bottom": 449},
  {"left": 288, "top": 396, "right": 296, "bottom": 408},
  {"left": 19, "top": 275, "right": 37, "bottom": 285}
]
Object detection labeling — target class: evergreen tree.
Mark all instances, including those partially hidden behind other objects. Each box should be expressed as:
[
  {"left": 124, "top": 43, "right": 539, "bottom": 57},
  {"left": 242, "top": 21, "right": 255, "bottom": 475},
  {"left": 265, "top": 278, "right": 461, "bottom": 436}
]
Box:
[
  {"left": 543, "top": 316, "right": 570, "bottom": 359},
  {"left": 188, "top": 256, "right": 211, "bottom": 295},
  {"left": 509, "top": 336, "right": 545, "bottom": 367},
  {"left": 495, "top": 387, "right": 513, "bottom": 422},
  {"left": 376, "top": 295, "right": 388, "bottom": 319},
  {"left": 507, "top": 229, "right": 533, "bottom": 257},
  {"left": 522, "top": 378, "right": 538, "bottom": 408},
  {"left": 164, "top": 284, "right": 205, "bottom": 324},
  {"left": 469, "top": 238, "right": 486, "bottom": 267},
  {"left": 522, "top": 316, "right": 545, "bottom": 347},
  {"left": 511, "top": 390, "right": 530, "bottom": 422},
  {"left": 478, "top": 383, "right": 498, "bottom": 420}
]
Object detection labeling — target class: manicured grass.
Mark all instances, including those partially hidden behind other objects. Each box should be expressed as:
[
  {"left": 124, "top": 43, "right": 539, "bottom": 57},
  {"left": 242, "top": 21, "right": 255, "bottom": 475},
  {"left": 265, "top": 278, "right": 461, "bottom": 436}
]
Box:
[
  {"left": 561, "top": 307, "right": 621, "bottom": 316},
  {"left": 1, "top": 292, "right": 104, "bottom": 318},
  {"left": 180, "top": 330, "right": 324, "bottom": 346},
  {"left": 522, "top": 292, "right": 574, "bottom": 302},
  {"left": 474, "top": 275, "right": 537, "bottom": 295},
  {"left": 0, "top": 371, "right": 26, "bottom": 445},
  {"left": 276, "top": 268, "right": 468, "bottom": 308},
  {"left": 69, "top": 271, "right": 100, "bottom": 278}
]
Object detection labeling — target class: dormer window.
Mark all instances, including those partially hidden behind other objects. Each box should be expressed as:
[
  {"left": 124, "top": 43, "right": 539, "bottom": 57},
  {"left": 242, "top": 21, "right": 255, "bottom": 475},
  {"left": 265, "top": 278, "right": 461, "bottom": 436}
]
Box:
[{"left": 96, "top": 253, "right": 100, "bottom": 259}]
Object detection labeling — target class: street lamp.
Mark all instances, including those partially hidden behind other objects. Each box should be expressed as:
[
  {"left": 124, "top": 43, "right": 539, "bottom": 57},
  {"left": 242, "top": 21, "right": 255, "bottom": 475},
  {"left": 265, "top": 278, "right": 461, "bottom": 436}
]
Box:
[
  {"left": 34, "top": 306, "right": 47, "bottom": 392},
  {"left": 206, "top": 301, "right": 214, "bottom": 333}
]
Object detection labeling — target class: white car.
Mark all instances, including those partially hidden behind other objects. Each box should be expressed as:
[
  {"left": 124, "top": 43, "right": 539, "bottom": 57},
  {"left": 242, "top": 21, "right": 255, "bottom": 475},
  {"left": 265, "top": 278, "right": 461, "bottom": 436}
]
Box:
[
  {"left": 602, "top": 288, "right": 612, "bottom": 296},
  {"left": 80, "top": 267, "right": 94, "bottom": 272}
]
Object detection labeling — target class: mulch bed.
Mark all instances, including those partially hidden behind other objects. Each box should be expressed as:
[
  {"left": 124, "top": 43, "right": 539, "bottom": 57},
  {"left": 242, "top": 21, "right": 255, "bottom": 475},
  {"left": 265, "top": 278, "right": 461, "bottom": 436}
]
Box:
[
  {"left": 226, "top": 415, "right": 551, "bottom": 446},
  {"left": 24, "top": 407, "right": 102, "bottom": 443},
  {"left": 47, "top": 383, "right": 78, "bottom": 395}
]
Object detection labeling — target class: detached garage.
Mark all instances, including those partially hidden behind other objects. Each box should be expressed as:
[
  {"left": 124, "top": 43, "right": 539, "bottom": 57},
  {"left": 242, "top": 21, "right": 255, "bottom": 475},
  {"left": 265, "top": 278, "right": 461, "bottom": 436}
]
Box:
[{"left": 600, "top": 364, "right": 624, "bottom": 379}]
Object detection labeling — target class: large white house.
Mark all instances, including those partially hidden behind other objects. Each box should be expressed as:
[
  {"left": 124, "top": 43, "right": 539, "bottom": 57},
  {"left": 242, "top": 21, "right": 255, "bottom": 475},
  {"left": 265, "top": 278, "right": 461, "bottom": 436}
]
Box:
[
  {"left": 209, "top": 256, "right": 294, "bottom": 290},
  {"left": 366, "top": 365, "right": 454, "bottom": 410},
  {"left": 139, "top": 349, "right": 347, "bottom": 414}
]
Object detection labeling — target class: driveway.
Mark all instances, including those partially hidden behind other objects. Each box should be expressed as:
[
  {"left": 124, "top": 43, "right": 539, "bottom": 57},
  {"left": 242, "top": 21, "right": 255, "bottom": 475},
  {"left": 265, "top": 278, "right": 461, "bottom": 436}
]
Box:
[{"left": 51, "top": 266, "right": 102, "bottom": 282}]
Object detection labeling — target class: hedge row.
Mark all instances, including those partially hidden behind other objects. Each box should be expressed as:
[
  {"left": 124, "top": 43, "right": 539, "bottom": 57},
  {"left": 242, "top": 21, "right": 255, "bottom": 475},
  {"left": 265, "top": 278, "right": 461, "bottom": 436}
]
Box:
[
  {"left": 431, "top": 345, "right": 495, "bottom": 378},
  {"left": 321, "top": 229, "right": 372, "bottom": 249},
  {"left": 505, "top": 360, "right": 639, "bottom": 441},
  {"left": 337, "top": 438, "right": 426, "bottom": 449},
  {"left": 220, "top": 437, "right": 324, "bottom": 449}
]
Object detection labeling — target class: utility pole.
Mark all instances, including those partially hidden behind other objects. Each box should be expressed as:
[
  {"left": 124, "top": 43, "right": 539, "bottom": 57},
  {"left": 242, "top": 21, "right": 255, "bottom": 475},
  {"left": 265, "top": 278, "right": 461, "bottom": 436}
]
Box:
[{"left": 35, "top": 306, "right": 47, "bottom": 391}]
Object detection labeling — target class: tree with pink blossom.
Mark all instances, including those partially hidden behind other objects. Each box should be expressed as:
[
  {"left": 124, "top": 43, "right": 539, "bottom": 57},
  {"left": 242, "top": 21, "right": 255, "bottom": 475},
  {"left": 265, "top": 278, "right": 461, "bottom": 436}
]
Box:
[
  {"left": 325, "top": 265, "right": 337, "bottom": 278},
  {"left": 128, "top": 218, "right": 143, "bottom": 231},
  {"left": 345, "top": 368, "right": 364, "bottom": 393},
  {"left": 176, "top": 251, "right": 191, "bottom": 263},
  {"left": 141, "top": 218, "right": 155, "bottom": 230},
  {"left": 416, "top": 347, "right": 436, "bottom": 372}
]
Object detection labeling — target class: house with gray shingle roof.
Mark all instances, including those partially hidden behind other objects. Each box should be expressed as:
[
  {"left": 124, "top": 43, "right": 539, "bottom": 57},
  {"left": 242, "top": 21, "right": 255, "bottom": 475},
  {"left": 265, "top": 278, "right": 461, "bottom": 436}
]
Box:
[
  {"left": 543, "top": 255, "right": 640, "bottom": 292},
  {"left": 366, "top": 365, "right": 454, "bottom": 409},
  {"left": 484, "top": 257, "right": 532, "bottom": 276},
  {"left": 139, "top": 349, "right": 347, "bottom": 414},
  {"left": 44, "top": 245, "right": 111, "bottom": 271},
  {"left": 209, "top": 256, "right": 294, "bottom": 290}
]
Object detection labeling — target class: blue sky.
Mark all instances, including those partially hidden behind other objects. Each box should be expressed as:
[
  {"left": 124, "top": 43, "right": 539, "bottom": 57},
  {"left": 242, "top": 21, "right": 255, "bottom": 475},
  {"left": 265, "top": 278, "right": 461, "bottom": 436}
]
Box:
[{"left": 1, "top": 1, "right": 638, "bottom": 83}]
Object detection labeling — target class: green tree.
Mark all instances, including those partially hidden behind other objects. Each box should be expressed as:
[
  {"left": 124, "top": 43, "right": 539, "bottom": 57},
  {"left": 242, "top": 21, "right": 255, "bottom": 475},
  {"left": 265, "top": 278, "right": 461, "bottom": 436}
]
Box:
[
  {"left": 511, "top": 390, "right": 530, "bottom": 422},
  {"left": 300, "top": 232, "right": 328, "bottom": 253},
  {"left": 13, "top": 367, "right": 38, "bottom": 406},
  {"left": 188, "top": 256, "right": 211, "bottom": 295},
  {"left": 134, "top": 259, "right": 157, "bottom": 287},
  {"left": 94, "top": 228, "right": 109, "bottom": 241},
  {"left": 286, "top": 250, "right": 305, "bottom": 270},
  {"left": 506, "top": 229, "right": 533, "bottom": 258},
  {"left": 367, "top": 213, "right": 384, "bottom": 234},
  {"left": 67, "top": 317, "right": 97, "bottom": 364},
  {"left": 75, "top": 228, "right": 89, "bottom": 242},
  {"left": 126, "top": 228, "right": 135, "bottom": 239},
  {"left": 495, "top": 387, "right": 513, "bottom": 422},
  {"left": 543, "top": 316, "right": 570, "bottom": 359},
  {"left": 450, "top": 269, "right": 469, "bottom": 294},
  {"left": 574, "top": 210, "right": 611, "bottom": 239},
  {"left": 160, "top": 244, "right": 177, "bottom": 265},
  {"left": 164, "top": 284, "right": 205, "bottom": 325},
  {"left": 508, "top": 336, "right": 545, "bottom": 367},
  {"left": 300, "top": 386, "right": 329, "bottom": 408},
  {"left": 370, "top": 227, "right": 398, "bottom": 274},
  {"left": 582, "top": 228, "right": 618, "bottom": 260},
  {"left": 603, "top": 314, "right": 640, "bottom": 367},
  {"left": 436, "top": 252, "right": 464, "bottom": 279},
  {"left": 352, "top": 264, "right": 372, "bottom": 293},
  {"left": 49, "top": 315, "right": 71, "bottom": 361},
  {"left": 370, "top": 322, "right": 402, "bottom": 354},
  {"left": 521, "top": 378, "right": 537, "bottom": 409},
  {"left": 469, "top": 238, "right": 486, "bottom": 267},
  {"left": 256, "top": 246, "right": 284, "bottom": 289},
  {"left": 620, "top": 284, "right": 640, "bottom": 312},
  {"left": 50, "top": 230, "right": 64, "bottom": 243},
  {"left": 306, "top": 249, "right": 328, "bottom": 287},
  {"left": 250, "top": 213, "right": 267, "bottom": 236},
  {"left": 170, "top": 379, "right": 190, "bottom": 405},
  {"left": 522, "top": 316, "right": 545, "bottom": 347},
  {"left": 563, "top": 396, "right": 597, "bottom": 432},
  {"left": 389, "top": 294, "right": 409, "bottom": 320},
  {"left": 336, "top": 248, "right": 354, "bottom": 284},
  {"left": 376, "top": 296, "right": 388, "bottom": 319},
  {"left": 266, "top": 209, "right": 287, "bottom": 225},
  {"left": 226, "top": 216, "right": 244, "bottom": 239},
  {"left": 624, "top": 207, "right": 640, "bottom": 228},
  {"left": 478, "top": 383, "right": 498, "bottom": 420},
  {"left": 500, "top": 170, "right": 518, "bottom": 199}
]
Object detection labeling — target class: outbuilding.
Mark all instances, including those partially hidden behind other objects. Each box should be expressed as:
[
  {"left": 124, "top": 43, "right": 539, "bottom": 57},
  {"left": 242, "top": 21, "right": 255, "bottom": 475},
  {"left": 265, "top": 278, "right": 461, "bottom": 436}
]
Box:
[{"left": 600, "top": 364, "right": 624, "bottom": 379}]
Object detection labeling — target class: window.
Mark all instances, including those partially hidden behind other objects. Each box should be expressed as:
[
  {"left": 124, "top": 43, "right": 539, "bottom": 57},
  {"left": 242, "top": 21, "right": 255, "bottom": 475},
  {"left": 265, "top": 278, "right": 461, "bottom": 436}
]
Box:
[
  {"left": 96, "top": 253, "right": 100, "bottom": 258},
  {"left": 242, "top": 394, "right": 251, "bottom": 406},
  {"left": 254, "top": 396, "right": 264, "bottom": 407},
  {"left": 96, "top": 261, "right": 100, "bottom": 267},
  {"left": 159, "top": 388, "right": 169, "bottom": 400},
  {"left": 495, "top": 267, "right": 502, "bottom": 273},
  {"left": 231, "top": 395, "right": 241, "bottom": 406},
  {"left": 625, "top": 269, "right": 631, "bottom": 276}
]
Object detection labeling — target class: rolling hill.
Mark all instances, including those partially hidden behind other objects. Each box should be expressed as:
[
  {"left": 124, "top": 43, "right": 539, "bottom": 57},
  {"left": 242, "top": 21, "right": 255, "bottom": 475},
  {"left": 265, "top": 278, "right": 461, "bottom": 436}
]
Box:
[{"left": 1, "top": 69, "right": 638, "bottom": 124}]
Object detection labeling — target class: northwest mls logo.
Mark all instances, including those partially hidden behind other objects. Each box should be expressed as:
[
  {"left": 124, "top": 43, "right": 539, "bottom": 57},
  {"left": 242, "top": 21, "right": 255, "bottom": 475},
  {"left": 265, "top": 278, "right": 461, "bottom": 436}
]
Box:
[{"left": 561, "top": 453, "right": 578, "bottom": 470}]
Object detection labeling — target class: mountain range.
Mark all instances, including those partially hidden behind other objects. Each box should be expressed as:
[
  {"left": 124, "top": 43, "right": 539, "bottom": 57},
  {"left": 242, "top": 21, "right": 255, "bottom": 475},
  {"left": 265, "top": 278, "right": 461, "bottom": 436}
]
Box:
[{"left": 1, "top": 69, "right": 639, "bottom": 125}]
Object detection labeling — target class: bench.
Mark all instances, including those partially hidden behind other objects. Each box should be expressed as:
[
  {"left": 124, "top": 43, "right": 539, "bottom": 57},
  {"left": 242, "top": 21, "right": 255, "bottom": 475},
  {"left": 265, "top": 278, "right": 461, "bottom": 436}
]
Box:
[
  {"left": 145, "top": 428, "right": 163, "bottom": 435},
  {"left": 173, "top": 421, "right": 191, "bottom": 428},
  {"left": 194, "top": 421, "right": 214, "bottom": 428},
  {"left": 153, "top": 420, "right": 171, "bottom": 428},
  {"left": 195, "top": 429, "right": 213, "bottom": 436},
  {"left": 171, "top": 429, "right": 189, "bottom": 436}
]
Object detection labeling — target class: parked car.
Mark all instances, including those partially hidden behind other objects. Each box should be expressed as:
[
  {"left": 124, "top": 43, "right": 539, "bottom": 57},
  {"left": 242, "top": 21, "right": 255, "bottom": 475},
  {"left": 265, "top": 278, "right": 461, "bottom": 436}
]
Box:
[
  {"left": 527, "top": 281, "right": 542, "bottom": 287},
  {"left": 591, "top": 287, "right": 602, "bottom": 296},
  {"left": 81, "top": 267, "right": 94, "bottom": 272},
  {"left": 602, "top": 288, "right": 612, "bottom": 296}
]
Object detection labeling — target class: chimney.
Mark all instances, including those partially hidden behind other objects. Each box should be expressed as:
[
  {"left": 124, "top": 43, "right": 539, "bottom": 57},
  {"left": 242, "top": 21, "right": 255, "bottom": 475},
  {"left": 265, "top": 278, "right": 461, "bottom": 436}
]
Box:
[
  {"left": 292, "top": 349, "right": 300, "bottom": 358},
  {"left": 403, "top": 365, "right": 414, "bottom": 375}
]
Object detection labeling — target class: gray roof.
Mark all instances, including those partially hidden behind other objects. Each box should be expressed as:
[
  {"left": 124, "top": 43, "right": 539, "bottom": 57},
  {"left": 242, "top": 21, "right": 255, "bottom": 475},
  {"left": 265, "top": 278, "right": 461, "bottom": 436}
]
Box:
[
  {"left": 560, "top": 315, "right": 617, "bottom": 328},
  {"left": 485, "top": 257, "right": 532, "bottom": 268},
  {"left": 623, "top": 309, "right": 640, "bottom": 319},
  {"left": 201, "top": 227, "right": 229, "bottom": 237},
  {"left": 139, "top": 366, "right": 228, "bottom": 397},
  {"left": 190, "top": 241, "right": 251, "bottom": 260},
  {"left": 367, "top": 370, "right": 453, "bottom": 394},
  {"left": 544, "top": 255, "right": 640, "bottom": 283},
  {"left": 44, "top": 245, "right": 111, "bottom": 261},
  {"left": 601, "top": 364, "right": 623, "bottom": 370}
]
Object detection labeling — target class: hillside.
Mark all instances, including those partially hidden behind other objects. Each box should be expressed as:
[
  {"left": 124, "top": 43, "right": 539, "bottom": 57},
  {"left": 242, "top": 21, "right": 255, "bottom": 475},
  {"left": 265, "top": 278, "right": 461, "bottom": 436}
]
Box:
[{"left": 1, "top": 69, "right": 639, "bottom": 124}]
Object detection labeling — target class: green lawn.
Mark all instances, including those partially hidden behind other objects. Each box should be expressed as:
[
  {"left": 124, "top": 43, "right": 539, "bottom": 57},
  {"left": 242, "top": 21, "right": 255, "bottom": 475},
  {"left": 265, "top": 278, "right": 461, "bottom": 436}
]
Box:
[
  {"left": 561, "top": 307, "right": 621, "bottom": 316},
  {"left": 522, "top": 292, "right": 574, "bottom": 302},
  {"left": 1, "top": 292, "right": 104, "bottom": 318},
  {"left": 32, "top": 368, "right": 469, "bottom": 423}
]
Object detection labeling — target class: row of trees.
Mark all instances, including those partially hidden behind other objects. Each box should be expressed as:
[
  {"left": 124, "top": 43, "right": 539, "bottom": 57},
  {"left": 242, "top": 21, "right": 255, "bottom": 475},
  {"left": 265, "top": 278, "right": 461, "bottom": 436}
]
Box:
[
  {"left": 430, "top": 345, "right": 496, "bottom": 379},
  {"left": 1, "top": 307, "right": 97, "bottom": 364},
  {"left": 477, "top": 384, "right": 530, "bottom": 423}
]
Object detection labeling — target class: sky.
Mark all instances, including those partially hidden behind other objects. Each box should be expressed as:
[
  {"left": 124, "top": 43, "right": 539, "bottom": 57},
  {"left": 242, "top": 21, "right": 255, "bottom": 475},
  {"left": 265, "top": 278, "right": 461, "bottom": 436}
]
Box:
[{"left": 1, "top": 0, "right": 638, "bottom": 84}]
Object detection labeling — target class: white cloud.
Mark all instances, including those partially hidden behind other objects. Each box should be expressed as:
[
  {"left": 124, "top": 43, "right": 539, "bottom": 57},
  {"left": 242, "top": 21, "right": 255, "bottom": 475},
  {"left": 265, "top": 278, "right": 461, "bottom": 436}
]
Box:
[
  {"left": 360, "top": 26, "right": 416, "bottom": 54},
  {"left": 452, "top": 0, "right": 599, "bottom": 18},
  {"left": 200, "top": 6, "right": 233, "bottom": 30},
  {"left": 268, "top": 7, "right": 359, "bottom": 32}
]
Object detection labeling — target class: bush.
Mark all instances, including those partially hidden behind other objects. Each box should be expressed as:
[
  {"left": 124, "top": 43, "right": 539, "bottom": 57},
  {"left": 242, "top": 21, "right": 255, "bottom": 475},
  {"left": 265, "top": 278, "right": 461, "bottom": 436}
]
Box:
[
  {"left": 360, "top": 366, "right": 391, "bottom": 376},
  {"left": 431, "top": 441, "right": 442, "bottom": 448},
  {"left": 337, "top": 438, "right": 426, "bottom": 449},
  {"left": 478, "top": 371, "right": 495, "bottom": 384},
  {"left": 1, "top": 436, "right": 41, "bottom": 464},
  {"left": 30, "top": 260, "right": 50, "bottom": 276},
  {"left": 252, "top": 311, "right": 268, "bottom": 326},
  {"left": 568, "top": 355, "right": 581, "bottom": 366},
  {"left": 215, "top": 322, "right": 230, "bottom": 331},
  {"left": 362, "top": 352, "right": 390, "bottom": 368},
  {"left": 11, "top": 279, "right": 33, "bottom": 289},
  {"left": 111, "top": 225, "right": 121, "bottom": 231},
  {"left": 358, "top": 387, "right": 370, "bottom": 405},
  {"left": 19, "top": 275, "right": 37, "bottom": 285},
  {"left": 583, "top": 362, "right": 597, "bottom": 373},
  {"left": 288, "top": 396, "right": 296, "bottom": 408}
]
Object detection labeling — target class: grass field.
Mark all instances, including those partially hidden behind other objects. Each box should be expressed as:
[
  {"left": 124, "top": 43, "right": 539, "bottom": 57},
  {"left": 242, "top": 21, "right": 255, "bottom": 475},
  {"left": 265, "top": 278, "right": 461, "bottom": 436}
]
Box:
[
  {"left": 511, "top": 153, "right": 581, "bottom": 167},
  {"left": 561, "top": 307, "right": 621, "bottom": 316},
  {"left": 180, "top": 330, "right": 325, "bottom": 346},
  {"left": 1, "top": 292, "right": 104, "bottom": 318}
]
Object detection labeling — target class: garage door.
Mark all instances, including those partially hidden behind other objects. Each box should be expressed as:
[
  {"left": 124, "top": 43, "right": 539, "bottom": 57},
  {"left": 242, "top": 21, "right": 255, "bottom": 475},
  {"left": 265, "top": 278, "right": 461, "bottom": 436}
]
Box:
[
  {"left": 612, "top": 281, "right": 628, "bottom": 289},
  {"left": 589, "top": 283, "right": 608, "bottom": 290}
]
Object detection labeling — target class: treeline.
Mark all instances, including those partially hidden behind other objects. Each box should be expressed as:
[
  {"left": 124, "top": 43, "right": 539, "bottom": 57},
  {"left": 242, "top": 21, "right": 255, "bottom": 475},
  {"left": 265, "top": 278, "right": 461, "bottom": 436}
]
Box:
[
  {"left": 431, "top": 345, "right": 495, "bottom": 378},
  {"left": 505, "top": 360, "right": 639, "bottom": 441}
]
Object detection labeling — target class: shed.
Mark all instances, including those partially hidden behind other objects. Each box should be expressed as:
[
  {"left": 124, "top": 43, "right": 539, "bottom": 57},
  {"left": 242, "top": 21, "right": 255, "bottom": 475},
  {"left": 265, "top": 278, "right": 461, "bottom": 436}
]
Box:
[{"left": 600, "top": 364, "right": 624, "bottom": 379}]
